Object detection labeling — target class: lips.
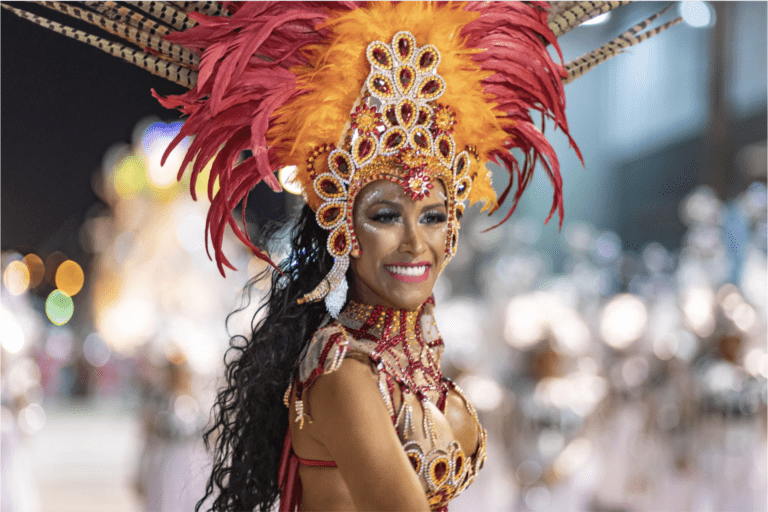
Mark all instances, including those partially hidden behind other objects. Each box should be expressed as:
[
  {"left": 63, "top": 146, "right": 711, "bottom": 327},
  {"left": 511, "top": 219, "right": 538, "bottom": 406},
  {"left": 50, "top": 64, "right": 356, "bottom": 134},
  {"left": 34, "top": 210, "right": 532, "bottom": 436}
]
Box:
[{"left": 384, "top": 262, "right": 431, "bottom": 283}]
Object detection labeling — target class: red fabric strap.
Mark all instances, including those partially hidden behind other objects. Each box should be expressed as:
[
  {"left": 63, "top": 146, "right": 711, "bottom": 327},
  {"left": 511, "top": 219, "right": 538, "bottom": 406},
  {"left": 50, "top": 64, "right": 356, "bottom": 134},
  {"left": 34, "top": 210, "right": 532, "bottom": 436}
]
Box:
[
  {"left": 297, "top": 456, "right": 337, "bottom": 467},
  {"left": 278, "top": 428, "right": 338, "bottom": 512}
]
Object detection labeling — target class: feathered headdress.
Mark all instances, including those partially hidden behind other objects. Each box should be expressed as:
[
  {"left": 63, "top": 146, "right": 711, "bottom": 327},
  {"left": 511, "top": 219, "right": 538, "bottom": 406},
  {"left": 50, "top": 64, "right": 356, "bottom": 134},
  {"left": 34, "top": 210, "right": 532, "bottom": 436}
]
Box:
[{"left": 4, "top": 1, "right": 683, "bottom": 306}]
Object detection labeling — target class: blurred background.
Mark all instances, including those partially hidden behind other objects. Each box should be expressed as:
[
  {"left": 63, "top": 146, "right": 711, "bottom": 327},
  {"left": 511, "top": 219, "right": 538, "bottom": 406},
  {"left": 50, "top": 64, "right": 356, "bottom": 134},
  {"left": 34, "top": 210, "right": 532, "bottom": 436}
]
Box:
[{"left": 1, "top": 2, "right": 766, "bottom": 511}]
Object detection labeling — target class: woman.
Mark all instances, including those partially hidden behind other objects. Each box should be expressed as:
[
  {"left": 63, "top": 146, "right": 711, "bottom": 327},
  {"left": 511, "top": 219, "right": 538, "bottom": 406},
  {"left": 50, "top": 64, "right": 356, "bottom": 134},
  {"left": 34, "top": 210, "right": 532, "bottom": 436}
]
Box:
[{"left": 1, "top": 2, "right": 682, "bottom": 510}]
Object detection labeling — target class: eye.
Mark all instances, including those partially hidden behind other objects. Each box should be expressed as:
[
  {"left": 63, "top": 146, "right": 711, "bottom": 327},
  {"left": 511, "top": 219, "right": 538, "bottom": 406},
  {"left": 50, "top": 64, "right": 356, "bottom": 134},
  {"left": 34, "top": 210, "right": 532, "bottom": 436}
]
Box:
[
  {"left": 420, "top": 210, "right": 447, "bottom": 225},
  {"left": 370, "top": 208, "right": 401, "bottom": 224}
]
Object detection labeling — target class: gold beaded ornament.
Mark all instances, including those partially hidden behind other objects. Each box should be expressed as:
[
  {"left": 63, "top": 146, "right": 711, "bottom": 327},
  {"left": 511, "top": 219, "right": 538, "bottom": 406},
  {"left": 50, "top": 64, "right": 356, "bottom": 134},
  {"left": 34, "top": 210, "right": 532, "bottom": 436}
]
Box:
[{"left": 298, "top": 32, "right": 475, "bottom": 317}]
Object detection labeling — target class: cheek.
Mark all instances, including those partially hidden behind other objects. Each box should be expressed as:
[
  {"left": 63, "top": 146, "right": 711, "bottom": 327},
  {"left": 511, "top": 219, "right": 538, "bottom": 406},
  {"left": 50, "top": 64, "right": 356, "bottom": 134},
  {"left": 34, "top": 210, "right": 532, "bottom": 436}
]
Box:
[
  {"left": 355, "top": 221, "right": 400, "bottom": 255},
  {"left": 426, "top": 224, "right": 449, "bottom": 253}
]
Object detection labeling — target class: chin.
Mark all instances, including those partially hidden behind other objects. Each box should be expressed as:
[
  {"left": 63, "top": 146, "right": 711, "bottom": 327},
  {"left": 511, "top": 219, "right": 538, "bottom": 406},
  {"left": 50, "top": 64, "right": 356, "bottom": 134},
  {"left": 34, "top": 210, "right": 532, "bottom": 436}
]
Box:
[{"left": 385, "top": 287, "right": 433, "bottom": 312}]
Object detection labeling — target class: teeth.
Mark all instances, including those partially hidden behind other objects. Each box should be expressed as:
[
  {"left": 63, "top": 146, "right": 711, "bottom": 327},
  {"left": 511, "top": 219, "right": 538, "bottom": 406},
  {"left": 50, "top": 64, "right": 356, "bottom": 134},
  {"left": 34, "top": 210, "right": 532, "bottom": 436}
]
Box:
[{"left": 387, "top": 265, "right": 428, "bottom": 276}]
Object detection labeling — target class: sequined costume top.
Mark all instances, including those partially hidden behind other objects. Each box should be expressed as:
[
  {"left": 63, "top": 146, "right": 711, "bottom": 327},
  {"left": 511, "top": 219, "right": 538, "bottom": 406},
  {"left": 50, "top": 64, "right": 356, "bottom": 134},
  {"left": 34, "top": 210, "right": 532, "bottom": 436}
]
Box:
[{"left": 285, "top": 297, "right": 486, "bottom": 511}]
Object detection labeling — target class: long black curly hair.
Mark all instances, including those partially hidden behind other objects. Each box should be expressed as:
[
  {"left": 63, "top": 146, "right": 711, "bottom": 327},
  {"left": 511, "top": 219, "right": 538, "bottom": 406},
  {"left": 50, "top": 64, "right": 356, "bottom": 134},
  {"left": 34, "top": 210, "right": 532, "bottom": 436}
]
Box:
[{"left": 196, "top": 204, "right": 338, "bottom": 511}]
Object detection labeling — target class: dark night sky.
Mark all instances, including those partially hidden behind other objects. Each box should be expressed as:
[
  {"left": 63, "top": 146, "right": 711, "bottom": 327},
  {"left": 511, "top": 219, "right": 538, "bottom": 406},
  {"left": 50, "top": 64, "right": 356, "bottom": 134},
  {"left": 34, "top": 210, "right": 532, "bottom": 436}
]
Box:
[{"left": 1, "top": 4, "right": 189, "bottom": 254}]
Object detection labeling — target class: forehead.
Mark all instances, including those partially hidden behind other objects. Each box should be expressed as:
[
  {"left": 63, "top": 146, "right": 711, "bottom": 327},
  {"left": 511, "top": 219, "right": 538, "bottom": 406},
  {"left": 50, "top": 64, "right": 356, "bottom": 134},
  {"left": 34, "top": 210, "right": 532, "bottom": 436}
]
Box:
[{"left": 355, "top": 178, "right": 447, "bottom": 207}]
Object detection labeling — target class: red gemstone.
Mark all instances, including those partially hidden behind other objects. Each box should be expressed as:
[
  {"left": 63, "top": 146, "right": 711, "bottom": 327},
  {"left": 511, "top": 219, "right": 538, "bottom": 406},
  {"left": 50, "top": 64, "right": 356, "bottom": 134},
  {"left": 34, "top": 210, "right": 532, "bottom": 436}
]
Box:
[
  {"left": 419, "top": 51, "right": 435, "bottom": 69},
  {"left": 408, "top": 453, "right": 419, "bottom": 471},
  {"left": 417, "top": 109, "right": 429, "bottom": 125},
  {"left": 332, "top": 232, "right": 347, "bottom": 252},
  {"left": 400, "top": 68, "right": 413, "bottom": 89},
  {"left": 322, "top": 206, "right": 340, "bottom": 223},
  {"left": 335, "top": 155, "right": 349, "bottom": 175},
  {"left": 373, "top": 77, "right": 390, "bottom": 94},
  {"left": 358, "top": 138, "right": 373, "bottom": 158},
  {"left": 401, "top": 103, "right": 413, "bottom": 125},
  {"left": 321, "top": 179, "right": 339, "bottom": 195},
  {"left": 422, "top": 79, "right": 440, "bottom": 95},
  {"left": 385, "top": 106, "right": 398, "bottom": 125},
  {"left": 372, "top": 48, "right": 388, "bottom": 66},
  {"left": 398, "top": 38, "right": 410, "bottom": 58},
  {"left": 385, "top": 132, "right": 403, "bottom": 148},
  {"left": 439, "top": 139, "right": 450, "bottom": 157},
  {"left": 414, "top": 131, "right": 427, "bottom": 148},
  {"left": 434, "top": 461, "right": 447, "bottom": 481},
  {"left": 456, "top": 456, "right": 463, "bottom": 472}
]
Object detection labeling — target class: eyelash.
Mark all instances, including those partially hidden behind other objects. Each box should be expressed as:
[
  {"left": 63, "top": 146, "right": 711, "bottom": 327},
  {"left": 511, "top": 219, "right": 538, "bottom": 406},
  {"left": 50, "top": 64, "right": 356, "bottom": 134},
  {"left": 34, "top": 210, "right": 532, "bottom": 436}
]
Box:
[{"left": 370, "top": 210, "right": 447, "bottom": 224}]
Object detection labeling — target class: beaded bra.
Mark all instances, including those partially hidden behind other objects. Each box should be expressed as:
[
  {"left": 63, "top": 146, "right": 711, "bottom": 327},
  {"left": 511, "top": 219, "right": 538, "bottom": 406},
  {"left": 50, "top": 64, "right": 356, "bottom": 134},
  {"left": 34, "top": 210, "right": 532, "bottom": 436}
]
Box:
[{"left": 286, "top": 298, "right": 487, "bottom": 511}]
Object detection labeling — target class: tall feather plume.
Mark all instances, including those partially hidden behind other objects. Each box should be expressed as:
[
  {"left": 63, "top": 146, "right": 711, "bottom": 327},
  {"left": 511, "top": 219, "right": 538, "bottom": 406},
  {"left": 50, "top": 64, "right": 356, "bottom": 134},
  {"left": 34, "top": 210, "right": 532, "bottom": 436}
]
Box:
[
  {"left": 547, "top": 1, "right": 583, "bottom": 23},
  {"left": 549, "top": 1, "right": 629, "bottom": 38},
  {"left": 1, "top": 2, "right": 197, "bottom": 87},
  {"left": 564, "top": 4, "right": 683, "bottom": 84},
  {"left": 35, "top": 1, "right": 199, "bottom": 68},
  {"left": 462, "top": 1, "right": 582, "bottom": 229}
]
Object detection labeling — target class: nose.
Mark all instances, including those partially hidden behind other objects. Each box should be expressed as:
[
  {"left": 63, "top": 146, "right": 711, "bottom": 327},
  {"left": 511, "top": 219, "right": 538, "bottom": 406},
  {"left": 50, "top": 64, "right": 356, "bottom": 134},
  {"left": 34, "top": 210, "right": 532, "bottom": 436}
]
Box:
[{"left": 399, "top": 217, "right": 426, "bottom": 256}]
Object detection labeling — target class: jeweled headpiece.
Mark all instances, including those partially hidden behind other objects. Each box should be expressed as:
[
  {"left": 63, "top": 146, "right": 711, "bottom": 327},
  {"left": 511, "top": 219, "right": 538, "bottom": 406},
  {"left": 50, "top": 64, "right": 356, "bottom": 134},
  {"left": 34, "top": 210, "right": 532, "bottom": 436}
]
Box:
[
  {"left": 295, "top": 31, "right": 478, "bottom": 315},
  {"left": 5, "top": 1, "right": 684, "bottom": 314}
]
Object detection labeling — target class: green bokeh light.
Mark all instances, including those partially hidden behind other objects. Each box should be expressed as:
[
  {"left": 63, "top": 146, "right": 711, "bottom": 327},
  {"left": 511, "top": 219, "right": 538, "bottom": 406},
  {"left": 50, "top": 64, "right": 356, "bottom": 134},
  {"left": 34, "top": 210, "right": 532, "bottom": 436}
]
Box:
[{"left": 46, "top": 290, "right": 74, "bottom": 326}]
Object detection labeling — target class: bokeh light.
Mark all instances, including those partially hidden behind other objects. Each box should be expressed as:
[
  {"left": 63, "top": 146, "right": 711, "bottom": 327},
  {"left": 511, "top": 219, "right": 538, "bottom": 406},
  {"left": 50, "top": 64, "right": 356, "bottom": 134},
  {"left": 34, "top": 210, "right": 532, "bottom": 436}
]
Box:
[
  {"left": 83, "top": 332, "right": 111, "bottom": 367},
  {"left": 680, "top": 1, "right": 714, "bottom": 28},
  {"left": 45, "top": 328, "right": 74, "bottom": 361},
  {"left": 682, "top": 286, "right": 716, "bottom": 337},
  {"left": 55, "top": 260, "right": 85, "bottom": 296},
  {"left": 278, "top": 166, "right": 302, "bottom": 195},
  {"left": 1, "top": 309, "right": 26, "bottom": 354},
  {"left": 17, "top": 403, "right": 46, "bottom": 435},
  {"left": 22, "top": 253, "right": 45, "bottom": 287},
  {"left": 45, "top": 290, "right": 75, "bottom": 326},
  {"left": 3, "top": 260, "right": 30, "bottom": 295},
  {"left": 600, "top": 294, "right": 648, "bottom": 349},
  {"left": 459, "top": 375, "right": 504, "bottom": 411},
  {"left": 142, "top": 120, "right": 186, "bottom": 190},
  {"left": 113, "top": 152, "right": 147, "bottom": 198}
]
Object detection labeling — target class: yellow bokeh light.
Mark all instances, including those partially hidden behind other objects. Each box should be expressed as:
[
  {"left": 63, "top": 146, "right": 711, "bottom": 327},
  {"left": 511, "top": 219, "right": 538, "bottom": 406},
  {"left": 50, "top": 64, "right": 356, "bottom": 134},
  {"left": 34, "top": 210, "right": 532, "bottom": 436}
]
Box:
[
  {"left": 22, "top": 254, "right": 45, "bottom": 288},
  {"left": 55, "top": 260, "right": 85, "bottom": 296},
  {"left": 114, "top": 153, "right": 147, "bottom": 198},
  {"left": 3, "top": 261, "right": 30, "bottom": 295}
]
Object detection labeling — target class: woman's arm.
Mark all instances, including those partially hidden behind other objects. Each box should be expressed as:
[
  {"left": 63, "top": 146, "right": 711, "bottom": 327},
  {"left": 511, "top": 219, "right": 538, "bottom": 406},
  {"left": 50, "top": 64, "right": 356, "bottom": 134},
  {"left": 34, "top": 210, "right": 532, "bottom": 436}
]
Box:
[{"left": 305, "top": 357, "right": 430, "bottom": 511}]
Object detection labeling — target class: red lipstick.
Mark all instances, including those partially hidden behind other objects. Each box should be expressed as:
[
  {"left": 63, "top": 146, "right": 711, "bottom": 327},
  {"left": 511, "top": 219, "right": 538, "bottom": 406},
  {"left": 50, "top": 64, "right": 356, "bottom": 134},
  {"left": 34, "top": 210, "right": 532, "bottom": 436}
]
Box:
[{"left": 384, "top": 262, "right": 431, "bottom": 283}]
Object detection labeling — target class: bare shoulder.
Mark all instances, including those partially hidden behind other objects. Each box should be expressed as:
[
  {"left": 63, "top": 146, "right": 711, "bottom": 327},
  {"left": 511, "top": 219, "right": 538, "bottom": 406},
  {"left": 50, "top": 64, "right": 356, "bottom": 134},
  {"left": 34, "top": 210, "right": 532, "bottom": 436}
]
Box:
[{"left": 303, "top": 355, "right": 429, "bottom": 511}]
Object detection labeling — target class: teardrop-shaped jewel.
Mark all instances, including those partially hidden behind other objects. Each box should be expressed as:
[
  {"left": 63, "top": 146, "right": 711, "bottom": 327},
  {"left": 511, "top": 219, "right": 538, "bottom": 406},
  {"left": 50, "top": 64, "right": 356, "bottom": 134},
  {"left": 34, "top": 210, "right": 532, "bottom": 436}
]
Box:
[
  {"left": 329, "top": 151, "right": 353, "bottom": 180},
  {"left": 439, "top": 138, "right": 450, "bottom": 158},
  {"left": 421, "top": 78, "right": 442, "bottom": 96},
  {"left": 385, "top": 130, "right": 404, "bottom": 149},
  {"left": 369, "top": 74, "right": 394, "bottom": 97},
  {"left": 453, "top": 151, "right": 470, "bottom": 178},
  {"left": 357, "top": 137, "right": 374, "bottom": 159},
  {"left": 401, "top": 102, "right": 413, "bottom": 126},
  {"left": 317, "top": 202, "right": 344, "bottom": 228},
  {"left": 419, "top": 50, "right": 436, "bottom": 70},
  {"left": 385, "top": 106, "right": 398, "bottom": 126},
  {"left": 417, "top": 107, "right": 430, "bottom": 125},
  {"left": 316, "top": 174, "right": 344, "bottom": 200},
  {"left": 328, "top": 225, "right": 350, "bottom": 257}
]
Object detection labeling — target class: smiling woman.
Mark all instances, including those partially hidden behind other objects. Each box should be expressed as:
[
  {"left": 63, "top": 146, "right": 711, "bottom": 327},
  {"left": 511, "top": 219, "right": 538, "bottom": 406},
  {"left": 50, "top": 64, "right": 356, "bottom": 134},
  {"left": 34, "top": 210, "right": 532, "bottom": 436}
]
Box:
[{"left": 1, "top": 1, "right": 688, "bottom": 511}]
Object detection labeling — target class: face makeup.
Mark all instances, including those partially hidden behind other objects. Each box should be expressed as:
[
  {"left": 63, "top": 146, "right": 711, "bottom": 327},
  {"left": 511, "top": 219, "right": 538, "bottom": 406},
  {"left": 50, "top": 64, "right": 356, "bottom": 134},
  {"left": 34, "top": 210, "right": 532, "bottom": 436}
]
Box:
[{"left": 350, "top": 179, "right": 448, "bottom": 311}]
